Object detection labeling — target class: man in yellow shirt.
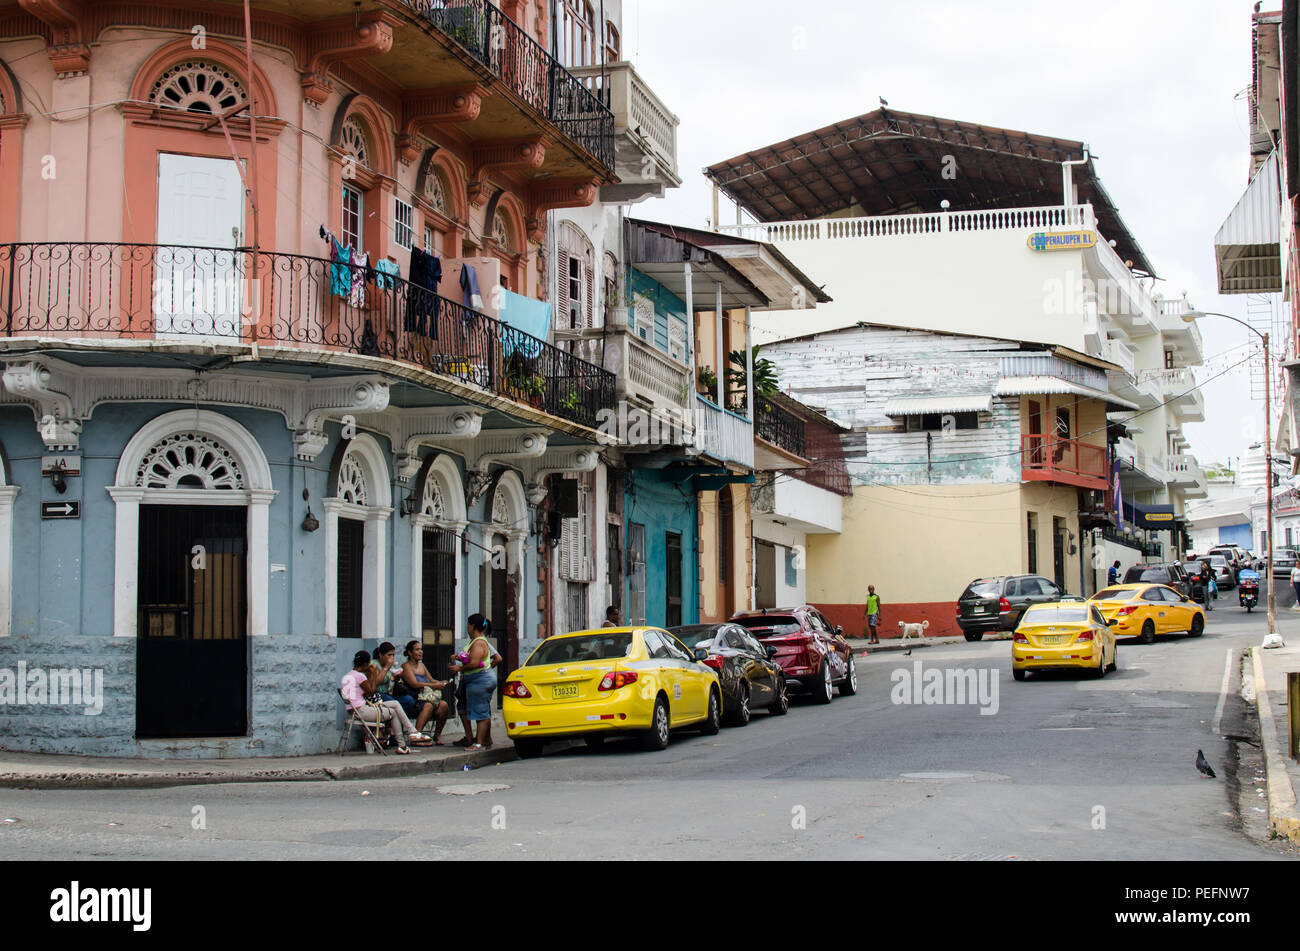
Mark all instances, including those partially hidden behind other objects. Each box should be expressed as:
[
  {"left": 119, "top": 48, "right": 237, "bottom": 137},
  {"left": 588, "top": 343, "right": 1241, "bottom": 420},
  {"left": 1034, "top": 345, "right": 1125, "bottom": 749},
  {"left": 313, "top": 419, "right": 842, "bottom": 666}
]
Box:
[{"left": 863, "top": 585, "right": 881, "bottom": 644}]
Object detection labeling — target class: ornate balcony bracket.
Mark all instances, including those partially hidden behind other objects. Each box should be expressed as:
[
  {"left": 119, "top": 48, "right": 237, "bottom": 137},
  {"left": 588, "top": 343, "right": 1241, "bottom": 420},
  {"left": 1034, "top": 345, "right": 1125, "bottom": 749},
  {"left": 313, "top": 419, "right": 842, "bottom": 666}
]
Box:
[
  {"left": 288, "top": 376, "right": 391, "bottom": 461},
  {"left": 468, "top": 138, "right": 547, "bottom": 207},
  {"left": 526, "top": 179, "right": 599, "bottom": 242},
  {"left": 18, "top": 0, "right": 89, "bottom": 76},
  {"left": 462, "top": 429, "right": 549, "bottom": 506},
  {"left": 1, "top": 359, "right": 79, "bottom": 449},
  {"left": 519, "top": 446, "right": 600, "bottom": 505},
  {"left": 355, "top": 407, "right": 486, "bottom": 482},
  {"left": 300, "top": 13, "right": 396, "bottom": 106},
  {"left": 398, "top": 85, "right": 489, "bottom": 164}
]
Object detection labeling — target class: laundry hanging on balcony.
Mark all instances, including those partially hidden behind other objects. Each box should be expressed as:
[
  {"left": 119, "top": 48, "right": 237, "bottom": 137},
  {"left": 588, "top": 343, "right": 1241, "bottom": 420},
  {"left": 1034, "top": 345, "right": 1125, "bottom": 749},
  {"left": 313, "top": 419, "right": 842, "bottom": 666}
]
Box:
[
  {"left": 405, "top": 245, "right": 442, "bottom": 337},
  {"left": 374, "top": 257, "right": 400, "bottom": 289},
  {"left": 460, "top": 263, "right": 483, "bottom": 309},
  {"left": 499, "top": 289, "right": 551, "bottom": 359},
  {"left": 348, "top": 250, "right": 369, "bottom": 309},
  {"left": 326, "top": 234, "right": 352, "bottom": 297}
]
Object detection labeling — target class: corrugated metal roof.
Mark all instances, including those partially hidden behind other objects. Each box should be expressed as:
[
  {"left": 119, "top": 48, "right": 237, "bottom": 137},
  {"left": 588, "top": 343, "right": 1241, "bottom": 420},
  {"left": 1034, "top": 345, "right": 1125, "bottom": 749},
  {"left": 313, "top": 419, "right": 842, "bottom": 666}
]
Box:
[
  {"left": 882, "top": 395, "right": 993, "bottom": 416},
  {"left": 1214, "top": 150, "right": 1283, "bottom": 294},
  {"left": 995, "top": 376, "right": 1140, "bottom": 411},
  {"left": 1216, "top": 151, "right": 1281, "bottom": 247}
]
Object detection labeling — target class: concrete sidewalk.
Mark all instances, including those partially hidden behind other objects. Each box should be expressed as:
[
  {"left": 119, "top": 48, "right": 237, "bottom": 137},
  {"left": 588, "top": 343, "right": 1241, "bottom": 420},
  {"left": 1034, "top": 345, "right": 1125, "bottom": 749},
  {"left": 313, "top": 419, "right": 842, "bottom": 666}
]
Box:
[
  {"left": 1250, "top": 627, "right": 1300, "bottom": 844},
  {"left": 0, "top": 712, "right": 518, "bottom": 791},
  {"left": 847, "top": 632, "right": 1012, "bottom": 654}
]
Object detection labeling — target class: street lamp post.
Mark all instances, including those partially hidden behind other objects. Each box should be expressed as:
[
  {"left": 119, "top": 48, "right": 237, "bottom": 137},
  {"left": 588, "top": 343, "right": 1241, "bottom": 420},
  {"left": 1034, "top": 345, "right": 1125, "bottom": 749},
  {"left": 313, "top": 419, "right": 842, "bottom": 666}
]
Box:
[{"left": 1184, "top": 310, "right": 1284, "bottom": 648}]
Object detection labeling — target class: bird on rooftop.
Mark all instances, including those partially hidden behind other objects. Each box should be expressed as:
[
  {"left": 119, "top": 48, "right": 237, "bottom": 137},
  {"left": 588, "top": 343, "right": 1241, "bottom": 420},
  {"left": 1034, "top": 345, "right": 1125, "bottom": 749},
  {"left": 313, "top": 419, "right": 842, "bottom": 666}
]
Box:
[
  {"left": 1195, "top": 749, "right": 1216, "bottom": 779},
  {"left": 879, "top": 96, "right": 889, "bottom": 107}
]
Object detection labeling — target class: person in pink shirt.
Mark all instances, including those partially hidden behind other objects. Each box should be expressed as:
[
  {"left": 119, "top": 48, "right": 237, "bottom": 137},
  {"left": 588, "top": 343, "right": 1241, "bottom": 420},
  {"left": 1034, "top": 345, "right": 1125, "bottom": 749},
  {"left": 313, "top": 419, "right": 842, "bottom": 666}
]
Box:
[{"left": 341, "top": 650, "right": 417, "bottom": 754}]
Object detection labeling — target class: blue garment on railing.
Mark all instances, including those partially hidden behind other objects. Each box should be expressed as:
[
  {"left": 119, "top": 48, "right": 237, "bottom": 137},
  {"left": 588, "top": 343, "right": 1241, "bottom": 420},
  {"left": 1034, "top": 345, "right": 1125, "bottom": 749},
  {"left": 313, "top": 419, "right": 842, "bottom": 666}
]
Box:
[
  {"left": 329, "top": 238, "right": 352, "bottom": 297},
  {"left": 404, "top": 246, "right": 442, "bottom": 336},
  {"left": 499, "top": 290, "right": 550, "bottom": 358},
  {"left": 460, "top": 263, "right": 483, "bottom": 309},
  {"left": 374, "top": 257, "right": 400, "bottom": 289}
]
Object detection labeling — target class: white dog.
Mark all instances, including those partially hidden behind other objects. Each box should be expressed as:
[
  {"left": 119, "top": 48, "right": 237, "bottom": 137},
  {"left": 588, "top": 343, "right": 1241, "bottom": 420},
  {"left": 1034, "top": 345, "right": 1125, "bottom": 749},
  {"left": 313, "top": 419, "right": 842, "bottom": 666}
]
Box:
[{"left": 898, "top": 620, "right": 930, "bottom": 641}]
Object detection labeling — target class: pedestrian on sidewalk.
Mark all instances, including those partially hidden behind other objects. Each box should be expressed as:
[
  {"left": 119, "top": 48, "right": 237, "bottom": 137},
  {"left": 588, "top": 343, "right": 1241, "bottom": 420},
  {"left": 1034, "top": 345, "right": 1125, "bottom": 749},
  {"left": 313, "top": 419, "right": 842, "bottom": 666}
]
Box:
[
  {"left": 863, "top": 585, "right": 882, "bottom": 644},
  {"left": 369, "top": 642, "right": 430, "bottom": 745},
  {"left": 1290, "top": 563, "right": 1300, "bottom": 607},
  {"left": 342, "top": 650, "right": 417, "bottom": 754},
  {"left": 450, "top": 614, "right": 502, "bottom": 752},
  {"left": 602, "top": 606, "right": 622, "bottom": 628},
  {"left": 1108, "top": 560, "right": 1121, "bottom": 586},
  {"left": 400, "top": 640, "right": 450, "bottom": 744}
]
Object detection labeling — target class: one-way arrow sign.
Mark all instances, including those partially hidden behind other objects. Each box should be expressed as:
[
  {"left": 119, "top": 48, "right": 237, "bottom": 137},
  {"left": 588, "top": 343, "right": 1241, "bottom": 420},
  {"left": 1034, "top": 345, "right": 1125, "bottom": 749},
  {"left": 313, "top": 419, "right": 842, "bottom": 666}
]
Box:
[{"left": 41, "top": 501, "right": 80, "bottom": 519}]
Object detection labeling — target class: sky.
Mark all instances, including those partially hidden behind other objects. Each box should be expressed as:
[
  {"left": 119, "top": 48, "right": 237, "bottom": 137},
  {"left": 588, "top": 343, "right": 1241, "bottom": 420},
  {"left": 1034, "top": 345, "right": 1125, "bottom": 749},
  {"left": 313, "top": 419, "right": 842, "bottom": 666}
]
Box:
[{"left": 616, "top": 0, "right": 1273, "bottom": 471}]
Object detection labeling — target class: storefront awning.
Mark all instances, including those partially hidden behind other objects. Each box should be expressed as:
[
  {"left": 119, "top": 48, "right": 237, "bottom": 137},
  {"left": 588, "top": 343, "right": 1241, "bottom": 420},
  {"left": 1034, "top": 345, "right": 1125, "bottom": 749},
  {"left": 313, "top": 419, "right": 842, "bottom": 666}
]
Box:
[
  {"left": 1125, "top": 501, "right": 1178, "bottom": 530},
  {"left": 883, "top": 395, "right": 993, "bottom": 416}
]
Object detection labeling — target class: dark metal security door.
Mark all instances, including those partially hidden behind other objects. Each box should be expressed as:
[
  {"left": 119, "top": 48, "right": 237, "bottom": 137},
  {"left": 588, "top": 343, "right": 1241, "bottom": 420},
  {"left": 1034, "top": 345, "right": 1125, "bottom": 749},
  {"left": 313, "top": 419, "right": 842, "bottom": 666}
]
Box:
[
  {"left": 491, "top": 532, "right": 509, "bottom": 707},
  {"left": 137, "top": 504, "right": 248, "bottom": 738},
  {"left": 337, "top": 518, "right": 364, "bottom": 638},
  {"left": 1052, "top": 517, "right": 1066, "bottom": 591},
  {"left": 422, "top": 528, "right": 457, "bottom": 674},
  {"left": 666, "top": 532, "right": 683, "bottom": 627}
]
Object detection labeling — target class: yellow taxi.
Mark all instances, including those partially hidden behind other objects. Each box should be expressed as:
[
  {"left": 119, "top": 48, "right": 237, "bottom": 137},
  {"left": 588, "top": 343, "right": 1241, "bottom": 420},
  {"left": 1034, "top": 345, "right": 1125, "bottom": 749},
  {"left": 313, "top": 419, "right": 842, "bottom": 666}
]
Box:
[
  {"left": 1088, "top": 583, "right": 1206, "bottom": 644},
  {"left": 502, "top": 627, "right": 722, "bottom": 759},
  {"left": 1011, "top": 601, "right": 1117, "bottom": 681}
]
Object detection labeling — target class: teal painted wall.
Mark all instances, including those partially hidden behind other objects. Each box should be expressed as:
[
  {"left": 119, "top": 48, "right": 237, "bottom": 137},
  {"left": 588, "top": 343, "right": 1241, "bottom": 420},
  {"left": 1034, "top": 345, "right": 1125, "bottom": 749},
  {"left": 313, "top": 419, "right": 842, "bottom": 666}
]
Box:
[{"left": 625, "top": 469, "right": 698, "bottom": 629}]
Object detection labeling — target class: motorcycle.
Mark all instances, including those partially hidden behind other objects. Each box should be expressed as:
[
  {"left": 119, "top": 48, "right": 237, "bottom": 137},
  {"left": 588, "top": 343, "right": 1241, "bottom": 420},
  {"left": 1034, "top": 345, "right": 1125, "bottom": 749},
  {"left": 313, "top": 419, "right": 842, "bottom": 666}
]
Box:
[{"left": 1238, "top": 569, "right": 1260, "bottom": 613}]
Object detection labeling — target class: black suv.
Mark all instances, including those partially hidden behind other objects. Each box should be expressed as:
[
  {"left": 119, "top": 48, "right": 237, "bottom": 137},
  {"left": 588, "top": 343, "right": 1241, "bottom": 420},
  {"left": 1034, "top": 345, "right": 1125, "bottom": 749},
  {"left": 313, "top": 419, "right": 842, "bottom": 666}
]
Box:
[
  {"left": 957, "top": 575, "right": 1064, "bottom": 641},
  {"left": 1122, "top": 563, "right": 1192, "bottom": 598}
]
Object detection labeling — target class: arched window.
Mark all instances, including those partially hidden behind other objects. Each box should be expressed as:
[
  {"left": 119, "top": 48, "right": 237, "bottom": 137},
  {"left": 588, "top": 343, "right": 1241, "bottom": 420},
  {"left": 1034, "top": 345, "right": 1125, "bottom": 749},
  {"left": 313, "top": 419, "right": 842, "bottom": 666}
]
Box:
[
  {"left": 328, "top": 96, "right": 395, "bottom": 271},
  {"left": 559, "top": 0, "right": 597, "bottom": 67},
  {"left": 148, "top": 60, "right": 248, "bottom": 115},
  {"left": 558, "top": 222, "right": 595, "bottom": 333},
  {"left": 324, "top": 434, "right": 393, "bottom": 639}
]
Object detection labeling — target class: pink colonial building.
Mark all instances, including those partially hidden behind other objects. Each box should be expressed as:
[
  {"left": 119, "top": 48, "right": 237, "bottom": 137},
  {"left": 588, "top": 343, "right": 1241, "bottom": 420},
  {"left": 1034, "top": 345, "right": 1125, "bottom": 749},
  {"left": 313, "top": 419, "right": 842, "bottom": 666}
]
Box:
[{"left": 0, "top": 0, "right": 616, "bottom": 756}]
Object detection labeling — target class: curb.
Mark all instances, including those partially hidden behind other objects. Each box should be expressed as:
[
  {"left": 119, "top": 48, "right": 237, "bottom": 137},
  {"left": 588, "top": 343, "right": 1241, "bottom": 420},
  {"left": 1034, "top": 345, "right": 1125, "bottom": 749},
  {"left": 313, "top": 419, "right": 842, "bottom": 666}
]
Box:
[
  {"left": 852, "top": 633, "right": 1013, "bottom": 654},
  {"left": 1249, "top": 649, "right": 1300, "bottom": 844},
  {"left": 0, "top": 745, "right": 517, "bottom": 791}
]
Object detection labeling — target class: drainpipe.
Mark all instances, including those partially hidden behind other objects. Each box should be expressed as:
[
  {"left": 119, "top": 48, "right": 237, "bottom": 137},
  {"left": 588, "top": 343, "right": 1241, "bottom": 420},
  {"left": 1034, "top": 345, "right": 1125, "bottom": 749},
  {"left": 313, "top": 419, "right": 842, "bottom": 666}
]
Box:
[{"left": 1062, "top": 148, "right": 1089, "bottom": 208}]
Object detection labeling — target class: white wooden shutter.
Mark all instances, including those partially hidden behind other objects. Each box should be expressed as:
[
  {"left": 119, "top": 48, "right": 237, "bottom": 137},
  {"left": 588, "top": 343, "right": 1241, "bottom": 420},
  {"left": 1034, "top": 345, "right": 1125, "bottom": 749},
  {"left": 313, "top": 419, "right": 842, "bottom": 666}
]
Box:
[
  {"left": 557, "top": 253, "right": 570, "bottom": 326},
  {"left": 584, "top": 262, "right": 596, "bottom": 329}
]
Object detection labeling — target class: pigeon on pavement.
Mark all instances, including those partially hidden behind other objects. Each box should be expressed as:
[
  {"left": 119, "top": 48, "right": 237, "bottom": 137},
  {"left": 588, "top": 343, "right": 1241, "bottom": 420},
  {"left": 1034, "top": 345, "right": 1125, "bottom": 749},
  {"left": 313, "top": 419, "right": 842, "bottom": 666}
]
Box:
[{"left": 1195, "top": 749, "right": 1216, "bottom": 779}]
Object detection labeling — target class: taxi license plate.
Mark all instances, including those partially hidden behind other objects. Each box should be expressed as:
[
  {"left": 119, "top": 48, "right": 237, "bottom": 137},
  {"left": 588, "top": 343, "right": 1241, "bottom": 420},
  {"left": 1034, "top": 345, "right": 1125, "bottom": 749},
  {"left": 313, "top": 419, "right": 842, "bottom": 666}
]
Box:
[
  {"left": 552, "top": 684, "right": 579, "bottom": 700},
  {"left": 1041, "top": 635, "right": 1063, "bottom": 645}
]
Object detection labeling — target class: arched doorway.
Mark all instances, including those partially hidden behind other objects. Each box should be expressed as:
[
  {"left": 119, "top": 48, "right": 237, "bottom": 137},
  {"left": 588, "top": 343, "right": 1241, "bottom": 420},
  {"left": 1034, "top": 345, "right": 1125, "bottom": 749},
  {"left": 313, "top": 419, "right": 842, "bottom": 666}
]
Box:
[
  {"left": 485, "top": 471, "right": 528, "bottom": 700},
  {"left": 110, "top": 410, "right": 274, "bottom": 738},
  {"left": 324, "top": 434, "right": 393, "bottom": 639},
  {"left": 410, "top": 454, "right": 467, "bottom": 674}
]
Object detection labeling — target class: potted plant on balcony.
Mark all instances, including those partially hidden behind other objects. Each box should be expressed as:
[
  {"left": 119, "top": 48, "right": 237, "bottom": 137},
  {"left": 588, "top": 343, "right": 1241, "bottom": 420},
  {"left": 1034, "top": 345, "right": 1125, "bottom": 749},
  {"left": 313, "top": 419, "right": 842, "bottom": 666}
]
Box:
[
  {"left": 559, "top": 386, "right": 581, "bottom": 414},
  {"left": 697, "top": 366, "right": 718, "bottom": 397}
]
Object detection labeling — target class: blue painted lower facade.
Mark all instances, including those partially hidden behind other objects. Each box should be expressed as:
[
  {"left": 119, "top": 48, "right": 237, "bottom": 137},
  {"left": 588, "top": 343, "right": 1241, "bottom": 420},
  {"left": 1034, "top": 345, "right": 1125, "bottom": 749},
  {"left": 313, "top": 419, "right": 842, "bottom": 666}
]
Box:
[
  {"left": 0, "top": 399, "right": 543, "bottom": 758},
  {"left": 624, "top": 468, "right": 699, "bottom": 629},
  {"left": 1219, "top": 523, "right": 1253, "bottom": 548}
]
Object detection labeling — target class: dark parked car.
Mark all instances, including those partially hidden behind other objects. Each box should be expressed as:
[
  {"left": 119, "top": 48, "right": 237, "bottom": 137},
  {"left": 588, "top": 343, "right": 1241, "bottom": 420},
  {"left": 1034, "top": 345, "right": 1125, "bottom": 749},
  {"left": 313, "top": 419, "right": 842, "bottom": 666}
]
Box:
[
  {"left": 1122, "top": 563, "right": 1192, "bottom": 599},
  {"left": 670, "top": 623, "right": 789, "bottom": 725},
  {"left": 1207, "top": 547, "right": 1244, "bottom": 585},
  {"left": 730, "top": 606, "right": 856, "bottom": 704},
  {"left": 957, "top": 575, "right": 1064, "bottom": 641}
]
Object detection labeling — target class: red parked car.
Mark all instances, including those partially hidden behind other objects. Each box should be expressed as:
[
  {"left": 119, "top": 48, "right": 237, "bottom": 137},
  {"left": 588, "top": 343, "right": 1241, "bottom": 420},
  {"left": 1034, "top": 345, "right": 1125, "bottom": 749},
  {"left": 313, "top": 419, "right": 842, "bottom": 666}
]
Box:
[{"left": 729, "top": 606, "right": 857, "bottom": 704}]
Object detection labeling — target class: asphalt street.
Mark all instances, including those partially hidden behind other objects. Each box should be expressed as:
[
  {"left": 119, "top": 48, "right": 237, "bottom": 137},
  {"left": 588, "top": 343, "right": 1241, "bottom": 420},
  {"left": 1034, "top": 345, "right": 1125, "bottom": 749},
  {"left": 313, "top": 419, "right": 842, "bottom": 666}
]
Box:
[{"left": 2, "top": 608, "right": 1297, "bottom": 860}]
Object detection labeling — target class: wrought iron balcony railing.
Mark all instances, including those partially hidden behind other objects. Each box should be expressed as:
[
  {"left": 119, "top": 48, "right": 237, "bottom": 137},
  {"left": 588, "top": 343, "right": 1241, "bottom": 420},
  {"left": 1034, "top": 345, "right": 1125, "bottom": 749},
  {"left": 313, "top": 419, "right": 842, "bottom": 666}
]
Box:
[
  {"left": 402, "top": 0, "right": 614, "bottom": 171},
  {"left": 0, "top": 242, "right": 615, "bottom": 430},
  {"left": 754, "top": 396, "right": 807, "bottom": 459}
]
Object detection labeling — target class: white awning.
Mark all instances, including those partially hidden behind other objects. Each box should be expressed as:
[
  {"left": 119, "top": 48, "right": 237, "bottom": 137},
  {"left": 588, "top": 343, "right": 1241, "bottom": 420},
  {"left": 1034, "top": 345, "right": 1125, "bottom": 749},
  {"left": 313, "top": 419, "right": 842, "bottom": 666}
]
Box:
[
  {"left": 995, "top": 376, "right": 1140, "bottom": 411},
  {"left": 1215, "top": 150, "right": 1283, "bottom": 294},
  {"left": 883, "top": 395, "right": 993, "bottom": 416}
]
